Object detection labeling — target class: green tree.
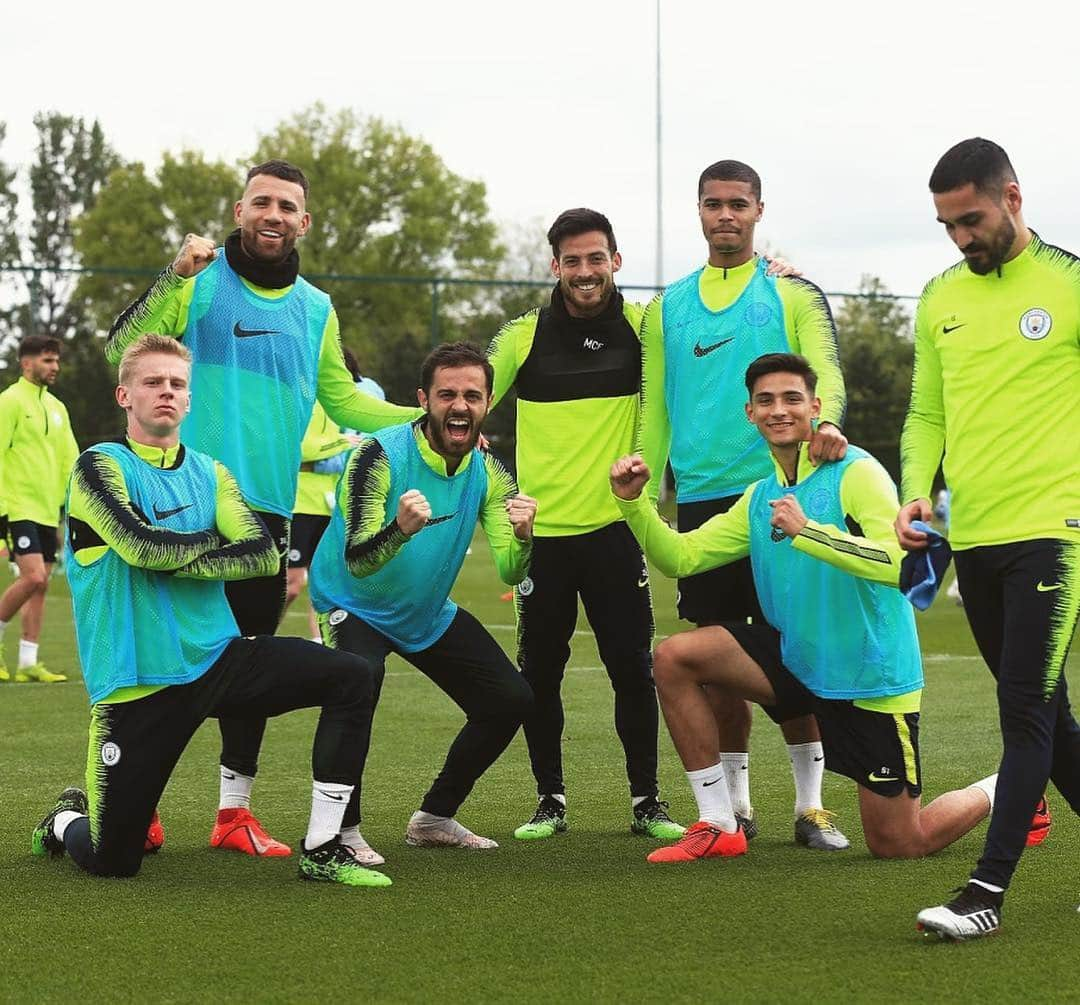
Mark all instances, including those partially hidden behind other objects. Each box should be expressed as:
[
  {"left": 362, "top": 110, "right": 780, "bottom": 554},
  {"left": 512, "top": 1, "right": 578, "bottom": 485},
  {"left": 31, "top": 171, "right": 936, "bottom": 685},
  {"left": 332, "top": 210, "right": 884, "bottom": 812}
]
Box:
[
  {"left": 74, "top": 152, "right": 239, "bottom": 334},
  {"left": 834, "top": 275, "right": 914, "bottom": 479},
  {"left": 251, "top": 105, "right": 505, "bottom": 384}
]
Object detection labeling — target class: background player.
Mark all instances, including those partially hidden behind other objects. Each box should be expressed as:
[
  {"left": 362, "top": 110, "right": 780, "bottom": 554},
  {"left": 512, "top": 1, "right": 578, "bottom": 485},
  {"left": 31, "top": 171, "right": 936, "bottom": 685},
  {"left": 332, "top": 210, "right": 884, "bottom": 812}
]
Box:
[
  {"left": 612, "top": 353, "right": 1001, "bottom": 865},
  {"left": 896, "top": 138, "right": 1080, "bottom": 940},
  {"left": 105, "top": 159, "right": 418, "bottom": 855},
  {"left": 0, "top": 335, "right": 79, "bottom": 683},
  {"left": 311, "top": 341, "right": 535, "bottom": 858},
  {"left": 31, "top": 335, "right": 387, "bottom": 888},
  {"left": 638, "top": 160, "right": 849, "bottom": 848}
]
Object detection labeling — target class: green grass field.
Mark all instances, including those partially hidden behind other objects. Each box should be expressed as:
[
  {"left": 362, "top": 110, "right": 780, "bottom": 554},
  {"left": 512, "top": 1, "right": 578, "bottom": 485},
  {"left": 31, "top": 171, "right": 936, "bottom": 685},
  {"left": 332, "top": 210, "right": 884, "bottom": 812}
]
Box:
[{"left": 1, "top": 541, "right": 1077, "bottom": 1003}]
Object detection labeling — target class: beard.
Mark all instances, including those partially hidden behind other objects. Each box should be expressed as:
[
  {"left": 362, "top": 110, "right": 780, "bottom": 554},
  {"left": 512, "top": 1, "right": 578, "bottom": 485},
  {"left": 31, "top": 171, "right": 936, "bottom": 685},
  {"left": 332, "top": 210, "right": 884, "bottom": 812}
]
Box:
[{"left": 964, "top": 214, "right": 1017, "bottom": 275}]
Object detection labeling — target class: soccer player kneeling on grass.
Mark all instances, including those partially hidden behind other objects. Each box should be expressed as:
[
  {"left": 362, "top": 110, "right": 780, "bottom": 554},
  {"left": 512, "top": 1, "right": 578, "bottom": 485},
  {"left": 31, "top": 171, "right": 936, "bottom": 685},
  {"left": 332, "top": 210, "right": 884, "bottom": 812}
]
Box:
[
  {"left": 609, "top": 352, "right": 1012, "bottom": 865},
  {"left": 309, "top": 341, "right": 535, "bottom": 859},
  {"left": 31, "top": 335, "right": 389, "bottom": 888}
]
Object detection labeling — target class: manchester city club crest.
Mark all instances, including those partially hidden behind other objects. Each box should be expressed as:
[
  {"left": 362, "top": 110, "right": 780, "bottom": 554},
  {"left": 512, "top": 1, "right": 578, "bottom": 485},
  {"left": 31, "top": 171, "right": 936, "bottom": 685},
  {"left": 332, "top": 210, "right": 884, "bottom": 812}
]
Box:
[{"left": 1019, "top": 307, "right": 1052, "bottom": 340}]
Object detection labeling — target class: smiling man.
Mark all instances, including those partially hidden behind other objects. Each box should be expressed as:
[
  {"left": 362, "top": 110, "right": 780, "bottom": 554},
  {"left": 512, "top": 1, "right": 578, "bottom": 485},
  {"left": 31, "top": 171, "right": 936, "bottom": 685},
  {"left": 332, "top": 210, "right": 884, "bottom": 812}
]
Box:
[
  {"left": 896, "top": 138, "right": 1080, "bottom": 941},
  {"left": 104, "top": 160, "right": 418, "bottom": 857},
  {"left": 611, "top": 353, "right": 1004, "bottom": 869},
  {"left": 486, "top": 208, "right": 684, "bottom": 844},
  {"left": 32, "top": 334, "right": 387, "bottom": 888},
  {"left": 637, "top": 160, "right": 850, "bottom": 851},
  {"left": 310, "top": 341, "right": 536, "bottom": 856}
]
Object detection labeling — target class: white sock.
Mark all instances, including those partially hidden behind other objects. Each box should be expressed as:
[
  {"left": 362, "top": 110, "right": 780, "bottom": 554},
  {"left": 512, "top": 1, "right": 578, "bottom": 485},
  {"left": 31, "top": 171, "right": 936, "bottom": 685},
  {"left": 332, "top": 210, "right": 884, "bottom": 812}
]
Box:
[
  {"left": 788, "top": 741, "right": 825, "bottom": 816},
  {"left": 687, "top": 764, "right": 737, "bottom": 831},
  {"left": 970, "top": 878, "right": 1005, "bottom": 895},
  {"left": 631, "top": 795, "right": 649, "bottom": 809},
  {"left": 53, "top": 810, "right": 81, "bottom": 841},
  {"left": 310, "top": 635, "right": 322, "bottom": 645},
  {"left": 720, "top": 752, "right": 751, "bottom": 816},
  {"left": 968, "top": 773, "right": 998, "bottom": 812},
  {"left": 340, "top": 825, "right": 367, "bottom": 849},
  {"left": 219, "top": 766, "right": 255, "bottom": 810},
  {"left": 18, "top": 639, "right": 39, "bottom": 670},
  {"left": 306, "top": 781, "right": 353, "bottom": 848},
  {"left": 544, "top": 793, "right": 566, "bottom": 807}
]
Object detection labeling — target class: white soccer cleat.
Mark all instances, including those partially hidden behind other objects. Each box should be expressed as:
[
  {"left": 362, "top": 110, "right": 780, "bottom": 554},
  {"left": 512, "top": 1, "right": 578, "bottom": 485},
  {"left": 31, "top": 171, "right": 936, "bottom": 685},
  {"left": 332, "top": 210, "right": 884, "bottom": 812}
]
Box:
[
  {"left": 405, "top": 810, "right": 498, "bottom": 849},
  {"left": 794, "top": 808, "right": 850, "bottom": 851},
  {"left": 917, "top": 884, "right": 1002, "bottom": 941},
  {"left": 341, "top": 831, "right": 385, "bottom": 866}
]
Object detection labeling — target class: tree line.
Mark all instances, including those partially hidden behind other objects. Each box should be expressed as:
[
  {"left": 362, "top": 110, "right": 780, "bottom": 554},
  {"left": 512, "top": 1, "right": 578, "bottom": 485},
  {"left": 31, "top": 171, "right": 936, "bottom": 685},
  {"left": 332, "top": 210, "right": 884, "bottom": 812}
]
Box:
[{"left": 0, "top": 108, "right": 913, "bottom": 473}]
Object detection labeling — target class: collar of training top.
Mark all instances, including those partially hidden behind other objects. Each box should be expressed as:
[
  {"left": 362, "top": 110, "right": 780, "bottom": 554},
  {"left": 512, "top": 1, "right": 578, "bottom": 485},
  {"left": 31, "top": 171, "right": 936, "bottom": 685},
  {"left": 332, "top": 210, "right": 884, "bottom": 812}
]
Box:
[{"left": 224, "top": 228, "right": 300, "bottom": 290}]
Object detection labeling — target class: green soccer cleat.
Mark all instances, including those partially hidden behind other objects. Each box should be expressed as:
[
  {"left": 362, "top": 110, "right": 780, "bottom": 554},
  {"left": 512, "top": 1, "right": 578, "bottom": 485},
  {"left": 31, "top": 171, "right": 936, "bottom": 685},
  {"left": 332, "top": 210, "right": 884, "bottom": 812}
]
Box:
[
  {"left": 31, "top": 787, "right": 87, "bottom": 858},
  {"left": 631, "top": 797, "right": 686, "bottom": 840},
  {"left": 0, "top": 650, "right": 9, "bottom": 682},
  {"left": 514, "top": 795, "right": 568, "bottom": 841},
  {"left": 14, "top": 663, "right": 67, "bottom": 683},
  {"left": 794, "top": 808, "right": 850, "bottom": 851},
  {"left": 298, "top": 837, "right": 392, "bottom": 887}
]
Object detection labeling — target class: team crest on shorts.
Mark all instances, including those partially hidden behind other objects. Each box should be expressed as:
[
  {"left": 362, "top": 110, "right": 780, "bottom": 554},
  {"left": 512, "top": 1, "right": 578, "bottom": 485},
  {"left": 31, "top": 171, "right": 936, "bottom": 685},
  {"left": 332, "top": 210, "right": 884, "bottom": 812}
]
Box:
[
  {"left": 16, "top": 536, "right": 30, "bottom": 550},
  {"left": 288, "top": 548, "right": 301, "bottom": 563},
  {"left": 328, "top": 609, "right": 348, "bottom": 626},
  {"left": 518, "top": 577, "right": 534, "bottom": 597},
  {"left": 1019, "top": 307, "right": 1052, "bottom": 340},
  {"left": 101, "top": 741, "right": 121, "bottom": 766}
]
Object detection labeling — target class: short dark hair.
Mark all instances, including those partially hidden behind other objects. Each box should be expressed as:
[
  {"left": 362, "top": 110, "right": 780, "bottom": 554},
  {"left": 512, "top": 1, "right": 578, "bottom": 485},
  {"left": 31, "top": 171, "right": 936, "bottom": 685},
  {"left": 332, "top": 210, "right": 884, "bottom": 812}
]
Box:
[
  {"left": 19, "top": 335, "right": 61, "bottom": 359},
  {"left": 698, "top": 160, "right": 762, "bottom": 200},
  {"left": 744, "top": 352, "right": 818, "bottom": 397},
  {"left": 420, "top": 341, "right": 494, "bottom": 395},
  {"left": 246, "top": 159, "right": 310, "bottom": 199},
  {"left": 928, "top": 138, "right": 1017, "bottom": 197},
  {"left": 546, "top": 208, "right": 617, "bottom": 258}
]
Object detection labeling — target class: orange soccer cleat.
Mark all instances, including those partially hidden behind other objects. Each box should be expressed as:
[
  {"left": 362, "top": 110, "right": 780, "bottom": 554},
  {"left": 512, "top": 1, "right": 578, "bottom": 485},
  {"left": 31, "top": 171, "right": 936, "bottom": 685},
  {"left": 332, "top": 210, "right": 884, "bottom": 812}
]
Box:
[
  {"left": 1025, "top": 796, "right": 1051, "bottom": 848},
  {"left": 144, "top": 810, "right": 165, "bottom": 854},
  {"left": 210, "top": 808, "right": 292, "bottom": 857},
  {"left": 646, "top": 820, "right": 747, "bottom": 863}
]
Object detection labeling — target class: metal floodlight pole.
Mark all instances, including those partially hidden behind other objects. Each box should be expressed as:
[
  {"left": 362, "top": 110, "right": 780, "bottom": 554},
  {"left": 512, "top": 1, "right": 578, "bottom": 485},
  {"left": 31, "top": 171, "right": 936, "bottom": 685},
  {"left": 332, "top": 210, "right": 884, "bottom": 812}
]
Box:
[{"left": 655, "top": 0, "right": 664, "bottom": 288}]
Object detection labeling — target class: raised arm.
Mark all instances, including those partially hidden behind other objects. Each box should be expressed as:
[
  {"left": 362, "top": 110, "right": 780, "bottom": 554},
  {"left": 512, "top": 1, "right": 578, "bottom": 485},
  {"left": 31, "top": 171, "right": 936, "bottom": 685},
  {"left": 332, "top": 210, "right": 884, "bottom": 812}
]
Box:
[
  {"left": 340, "top": 438, "right": 411, "bottom": 578},
  {"left": 174, "top": 463, "right": 279, "bottom": 581},
  {"left": 609, "top": 455, "right": 751, "bottom": 578},
  {"left": 477, "top": 451, "right": 533, "bottom": 586}
]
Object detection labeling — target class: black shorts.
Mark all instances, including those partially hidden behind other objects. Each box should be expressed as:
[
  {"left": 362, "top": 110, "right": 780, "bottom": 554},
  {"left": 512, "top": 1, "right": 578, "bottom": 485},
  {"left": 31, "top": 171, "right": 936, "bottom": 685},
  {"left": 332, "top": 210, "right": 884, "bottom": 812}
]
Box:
[
  {"left": 676, "top": 497, "right": 764, "bottom": 625},
  {"left": 7, "top": 520, "right": 58, "bottom": 565},
  {"left": 723, "top": 620, "right": 923, "bottom": 798},
  {"left": 288, "top": 513, "right": 330, "bottom": 569}
]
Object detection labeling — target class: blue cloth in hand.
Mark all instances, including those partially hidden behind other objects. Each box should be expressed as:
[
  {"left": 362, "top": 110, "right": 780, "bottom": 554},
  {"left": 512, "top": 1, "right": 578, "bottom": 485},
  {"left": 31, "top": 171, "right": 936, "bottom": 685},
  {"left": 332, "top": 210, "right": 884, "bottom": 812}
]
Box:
[{"left": 899, "top": 520, "right": 953, "bottom": 611}]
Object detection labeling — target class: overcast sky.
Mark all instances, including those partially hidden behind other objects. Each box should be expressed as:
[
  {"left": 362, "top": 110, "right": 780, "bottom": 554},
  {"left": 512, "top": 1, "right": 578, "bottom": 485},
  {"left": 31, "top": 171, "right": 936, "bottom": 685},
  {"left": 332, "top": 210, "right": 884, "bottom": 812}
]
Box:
[{"left": 5, "top": 0, "right": 1079, "bottom": 301}]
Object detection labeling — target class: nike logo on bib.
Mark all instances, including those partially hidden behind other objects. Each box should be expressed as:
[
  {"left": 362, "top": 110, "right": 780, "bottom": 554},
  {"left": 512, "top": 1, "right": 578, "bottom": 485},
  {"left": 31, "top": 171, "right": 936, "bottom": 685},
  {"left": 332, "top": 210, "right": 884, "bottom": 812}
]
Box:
[
  {"left": 426, "top": 513, "right": 457, "bottom": 527},
  {"left": 153, "top": 503, "right": 194, "bottom": 520},
  {"left": 693, "top": 337, "right": 734, "bottom": 358},
  {"left": 233, "top": 323, "right": 282, "bottom": 338}
]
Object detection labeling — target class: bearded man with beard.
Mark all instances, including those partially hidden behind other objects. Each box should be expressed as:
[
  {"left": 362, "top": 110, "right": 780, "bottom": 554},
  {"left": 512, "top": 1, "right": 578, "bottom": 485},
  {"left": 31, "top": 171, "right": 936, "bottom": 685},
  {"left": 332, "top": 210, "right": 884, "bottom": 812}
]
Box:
[
  {"left": 309, "top": 341, "right": 537, "bottom": 856},
  {"left": 898, "top": 137, "right": 1080, "bottom": 941}
]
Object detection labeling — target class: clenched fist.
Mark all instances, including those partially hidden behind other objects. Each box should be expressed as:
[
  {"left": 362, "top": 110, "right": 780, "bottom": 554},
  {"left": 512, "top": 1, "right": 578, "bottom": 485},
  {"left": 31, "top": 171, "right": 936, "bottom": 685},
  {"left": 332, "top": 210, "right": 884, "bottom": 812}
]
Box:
[
  {"left": 172, "top": 234, "right": 218, "bottom": 279},
  {"left": 396, "top": 489, "right": 431, "bottom": 536},
  {"left": 609, "top": 455, "right": 651, "bottom": 501},
  {"left": 505, "top": 493, "right": 538, "bottom": 541},
  {"left": 768, "top": 494, "right": 808, "bottom": 539}
]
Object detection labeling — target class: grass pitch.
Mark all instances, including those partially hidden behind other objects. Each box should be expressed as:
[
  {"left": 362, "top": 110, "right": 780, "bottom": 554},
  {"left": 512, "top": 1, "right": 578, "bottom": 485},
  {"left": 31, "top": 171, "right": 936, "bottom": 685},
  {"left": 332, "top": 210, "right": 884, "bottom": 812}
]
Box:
[{"left": 1, "top": 544, "right": 1076, "bottom": 1003}]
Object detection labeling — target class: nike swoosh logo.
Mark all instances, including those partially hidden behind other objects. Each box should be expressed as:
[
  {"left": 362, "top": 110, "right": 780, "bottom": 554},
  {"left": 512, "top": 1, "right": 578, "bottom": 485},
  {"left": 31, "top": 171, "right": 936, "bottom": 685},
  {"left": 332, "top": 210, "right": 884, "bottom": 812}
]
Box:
[
  {"left": 693, "top": 337, "right": 734, "bottom": 358},
  {"left": 813, "top": 756, "right": 824, "bottom": 762},
  {"left": 1036, "top": 581, "right": 1061, "bottom": 592},
  {"left": 426, "top": 513, "right": 457, "bottom": 527},
  {"left": 248, "top": 831, "right": 270, "bottom": 854},
  {"left": 637, "top": 577, "right": 649, "bottom": 588},
  {"left": 868, "top": 772, "right": 895, "bottom": 783},
  {"left": 702, "top": 777, "right": 724, "bottom": 787},
  {"left": 942, "top": 323, "right": 965, "bottom": 334},
  {"left": 233, "top": 322, "right": 282, "bottom": 338},
  {"left": 221, "top": 772, "right": 236, "bottom": 780},
  {"left": 153, "top": 503, "right": 194, "bottom": 520},
  {"left": 316, "top": 790, "right": 345, "bottom": 801}
]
